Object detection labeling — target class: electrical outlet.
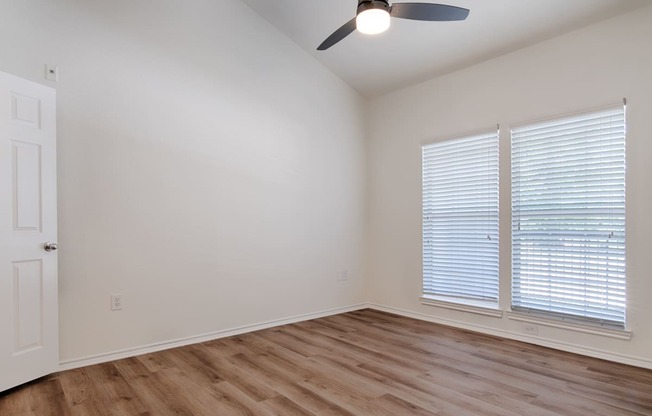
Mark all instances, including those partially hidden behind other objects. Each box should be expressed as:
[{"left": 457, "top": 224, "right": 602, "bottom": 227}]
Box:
[
  {"left": 337, "top": 270, "right": 349, "bottom": 281},
  {"left": 45, "top": 64, "right": 58, "bottom": 81},
  {"left": 110, "top": 294, "right": 123, "bottom": 311},
  {"left": 524, "top": 324, "right": 538, "bottom": 336}
]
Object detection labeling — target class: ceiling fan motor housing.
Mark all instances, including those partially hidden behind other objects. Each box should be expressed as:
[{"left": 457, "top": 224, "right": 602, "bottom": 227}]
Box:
[
  {"left": 357, "top": 0, "right": 391, "bottom": 15},
  {"left": 318, "top": 0, "right": 469, "bottom": 51}
]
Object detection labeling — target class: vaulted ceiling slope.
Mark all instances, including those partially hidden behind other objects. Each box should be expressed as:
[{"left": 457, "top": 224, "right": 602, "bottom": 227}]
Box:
[{"left": 241, "top": 0, "right": 650, "bottom": 97}]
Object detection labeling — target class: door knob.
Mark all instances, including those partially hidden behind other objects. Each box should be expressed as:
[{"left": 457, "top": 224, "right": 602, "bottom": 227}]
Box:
[{"left": 44, "top": 242, "right": 58, "bottom": 252}]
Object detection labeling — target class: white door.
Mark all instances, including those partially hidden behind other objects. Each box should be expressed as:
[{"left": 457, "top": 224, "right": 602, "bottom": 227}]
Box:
[{"left": 0, "top": 71, "right": 58, "bottom": 392}]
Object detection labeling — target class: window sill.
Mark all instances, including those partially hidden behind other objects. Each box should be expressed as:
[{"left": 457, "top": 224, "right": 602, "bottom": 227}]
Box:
[
  {"left": 507, "top": 311, "right": 632, "bottom": 340},
  {"left": 420, "top": 296, "right": 503, "bottom": 318}
]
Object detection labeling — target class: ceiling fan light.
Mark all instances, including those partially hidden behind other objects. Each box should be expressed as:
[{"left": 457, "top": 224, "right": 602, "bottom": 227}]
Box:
[{"left": 356, "top": 9, "right": 390, "bottom": 35}]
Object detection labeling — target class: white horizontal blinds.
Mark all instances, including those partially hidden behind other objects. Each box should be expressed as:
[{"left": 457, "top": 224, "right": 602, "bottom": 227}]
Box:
[
  {"left": 422, "top": 131, "right": 499, "bottom": 303},
  {"left": 511, "top": 106, "right": 626, "bottom": 328}
]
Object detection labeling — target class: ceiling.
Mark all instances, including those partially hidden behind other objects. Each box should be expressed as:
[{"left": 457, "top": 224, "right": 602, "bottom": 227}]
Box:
[{"left": 240, "top": 0, "right": 649, "bottom": 97}]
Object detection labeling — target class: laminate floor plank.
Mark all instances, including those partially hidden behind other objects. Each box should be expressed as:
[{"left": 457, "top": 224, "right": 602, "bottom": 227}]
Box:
[
  {"left": 418, "top": 370, "right": 561, "bottom": 416},
  {"left": 288, "top": 321, "right": 409, "bottom": 367},
  {"left": 78, "top": 363, "right": 150, "bottom": 416},
  {"left": 298, "top": 320, "right": 440, "bottom": 371},
  {"left": 57, "top": 367, "right": 115, "bottom": 416},
  {"left": 297, "top": 376, "right": 380, "bottom": 415},
  {"left": 358, "top": 360, "right": 524, "bottom": 416},
  {"left": 1, "top": 309, "right": 651, "bottom": 416},
  {"left": 258, "top": 395, "right": 316, "bottom": 416},
  {"left": 471, "top": 349, "right": 652, "bottom": 409},
  {"left": 184, "top": 343, "right": 280, "bottom": 402},
  {"left": 262, "top": 378, "right": 358, "bottom": 416},
  {"left": 363, "top": 393, "right": 438, "bottom": 416},
  {"left": 0, "top": 389, "right": 31, "bottom": 415},
  {"left": 112, "top": 358, "right": 221, "bottom": 416},
  {"left": 20, "top": 377, "right": 72, "bottom": 416}
]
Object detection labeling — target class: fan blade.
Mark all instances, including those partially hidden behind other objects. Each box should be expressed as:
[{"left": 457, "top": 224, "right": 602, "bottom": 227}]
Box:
[
  {"left": 390, "top": 3, "right": 469, "bottom": 21},
  {"left": 317, "top": 18, "right": 357, "bottom": 51}
]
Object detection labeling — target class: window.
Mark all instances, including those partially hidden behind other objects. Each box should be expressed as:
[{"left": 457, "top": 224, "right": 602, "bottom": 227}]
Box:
[
  {"left": 422, "top": 131, "right": 499, "bottom": 306},
  {"left": 511, "top": 106, "right": 626, "bottom": 328}
]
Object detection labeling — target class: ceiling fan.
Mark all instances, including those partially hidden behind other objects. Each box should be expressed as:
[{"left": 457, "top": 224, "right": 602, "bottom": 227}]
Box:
[{"left": 317, "top": 1, "right": 469, "bottom": 51}]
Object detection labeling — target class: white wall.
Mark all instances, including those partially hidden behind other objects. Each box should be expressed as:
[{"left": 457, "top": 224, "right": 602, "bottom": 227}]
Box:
[
  {"left": 0, "top": 0, "right": 366, "bottom": 362},
  {"left": 366, "top": 6, "right": 652, "bottom": 367}
]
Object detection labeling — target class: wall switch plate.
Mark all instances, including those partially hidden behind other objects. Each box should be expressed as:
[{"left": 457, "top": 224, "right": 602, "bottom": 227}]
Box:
[
  {"left": 111, "top": 294, "right": 123, "bottom": 311},
  {"left": 45, "top": 64, "right": 58, "bottom": 81}
]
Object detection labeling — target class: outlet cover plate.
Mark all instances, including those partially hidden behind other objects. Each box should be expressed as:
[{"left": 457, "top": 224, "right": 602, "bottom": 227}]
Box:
[
  {"left": 45, "top": 64, "right": 58, "bottom": 81},
  {"left": 111, "top": 294, "right": 123, "bottom": 311}
]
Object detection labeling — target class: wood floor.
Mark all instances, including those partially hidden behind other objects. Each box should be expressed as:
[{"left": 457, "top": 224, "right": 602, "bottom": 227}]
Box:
[{"left": 1, "top": 309, "right": 651, "bottom": 416}]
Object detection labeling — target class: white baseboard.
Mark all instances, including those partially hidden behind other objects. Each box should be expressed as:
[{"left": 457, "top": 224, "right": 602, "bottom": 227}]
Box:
[
  {"left": 366, "top": 303, "right": 652, "bottom": 370},
  {"left": 59, "top": 302, "right": 652, "bottom": 372},
  {"left": 58, "top": 303, "right": 368, "bottom": 371}
]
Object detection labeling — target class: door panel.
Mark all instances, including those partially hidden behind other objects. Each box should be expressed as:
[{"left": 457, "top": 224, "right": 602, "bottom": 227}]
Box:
[
  {"left": 13, "top": 259, "right": 44, "bottom": 352},
  {"left": 12, "top": 140, "right": 42, "bottom": 231},
  {"left": 0, "top": 71, "right": 57, "bottom": 392}
]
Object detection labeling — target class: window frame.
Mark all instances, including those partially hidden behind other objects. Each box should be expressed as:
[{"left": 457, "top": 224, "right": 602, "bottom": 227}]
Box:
[
  {"left": 509, "top": 105, "right": 627, "bottom": 330},
  {"left": 421, "top": 130, "right": 500, "bottom": 312}
]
